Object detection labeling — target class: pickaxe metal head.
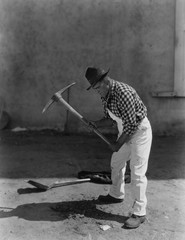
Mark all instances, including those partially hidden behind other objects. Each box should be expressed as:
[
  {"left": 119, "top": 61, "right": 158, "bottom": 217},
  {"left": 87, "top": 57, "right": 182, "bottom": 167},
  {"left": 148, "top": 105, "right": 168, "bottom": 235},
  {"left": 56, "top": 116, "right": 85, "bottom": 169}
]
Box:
[{"left": 42, "top": 82, "right": 76, "bottom": 113}]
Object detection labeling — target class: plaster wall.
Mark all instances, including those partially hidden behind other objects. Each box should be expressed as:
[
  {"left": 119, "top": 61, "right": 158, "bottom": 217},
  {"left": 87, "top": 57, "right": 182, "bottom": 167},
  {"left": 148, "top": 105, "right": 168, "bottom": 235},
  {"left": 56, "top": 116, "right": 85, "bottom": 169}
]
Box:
[{"left": 0, "top": 0, "right": 184, "bottom": 135}]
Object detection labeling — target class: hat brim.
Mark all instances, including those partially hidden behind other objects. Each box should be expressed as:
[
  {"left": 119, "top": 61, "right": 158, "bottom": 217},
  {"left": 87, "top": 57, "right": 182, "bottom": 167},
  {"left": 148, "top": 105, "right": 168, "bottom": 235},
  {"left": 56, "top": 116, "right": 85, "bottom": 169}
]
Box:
[{"left": 86, "top": 69, "right": 110, "bottom": 90}]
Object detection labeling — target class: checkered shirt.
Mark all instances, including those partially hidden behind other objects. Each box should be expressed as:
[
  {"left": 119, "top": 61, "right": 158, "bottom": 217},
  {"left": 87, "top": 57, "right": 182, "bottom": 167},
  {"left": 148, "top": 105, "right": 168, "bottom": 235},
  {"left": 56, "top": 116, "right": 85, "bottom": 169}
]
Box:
[{"left": 101, "top": 80, "right": 147, "bottom": 135}]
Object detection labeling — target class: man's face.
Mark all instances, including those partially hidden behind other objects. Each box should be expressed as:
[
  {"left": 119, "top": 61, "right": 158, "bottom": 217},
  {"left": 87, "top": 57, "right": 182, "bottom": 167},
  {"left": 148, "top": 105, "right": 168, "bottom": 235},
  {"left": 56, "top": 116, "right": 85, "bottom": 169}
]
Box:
[{"left": 92, "top": 78, "right": 109, "bottom": 98}]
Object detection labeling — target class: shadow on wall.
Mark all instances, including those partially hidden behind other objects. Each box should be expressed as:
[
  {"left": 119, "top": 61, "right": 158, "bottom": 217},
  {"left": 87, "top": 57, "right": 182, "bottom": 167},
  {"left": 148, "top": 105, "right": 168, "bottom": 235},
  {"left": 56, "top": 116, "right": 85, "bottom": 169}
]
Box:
[
  {"left": 0, "top": 0, "right": 179, "bottom": 136},
  {"left": 0, "top": 0, "right": 129, "bottom": 129},
  {"left": 0, "top": 0, "right": 156, "bottom": 132},
  {"left": 0, "top": 131, "right": 185, "bottom": 180}
]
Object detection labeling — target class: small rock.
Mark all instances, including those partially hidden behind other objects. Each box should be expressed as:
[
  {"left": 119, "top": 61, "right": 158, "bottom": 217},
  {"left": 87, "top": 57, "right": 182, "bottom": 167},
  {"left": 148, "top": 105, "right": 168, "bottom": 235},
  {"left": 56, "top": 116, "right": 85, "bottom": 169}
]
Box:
[
  {"left": 76, "top": 214, "right": 84, "bottom": 218},
  {"left": 110, "top": 222, "right": 122, "bottom": 228},
  {"left": 99, "top": 225, "right": 111, "bottom": 231}
]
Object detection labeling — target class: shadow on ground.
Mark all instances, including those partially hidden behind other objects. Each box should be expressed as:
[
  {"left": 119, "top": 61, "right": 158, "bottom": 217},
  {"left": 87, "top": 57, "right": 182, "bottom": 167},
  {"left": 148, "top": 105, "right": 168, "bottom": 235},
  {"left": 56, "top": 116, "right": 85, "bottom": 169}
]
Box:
[
  {"left": 0, "top": 130, "right": 185, "bottom": 180},
  {"left": 0, "top": 199, "right": 127, "bottom": 223}
]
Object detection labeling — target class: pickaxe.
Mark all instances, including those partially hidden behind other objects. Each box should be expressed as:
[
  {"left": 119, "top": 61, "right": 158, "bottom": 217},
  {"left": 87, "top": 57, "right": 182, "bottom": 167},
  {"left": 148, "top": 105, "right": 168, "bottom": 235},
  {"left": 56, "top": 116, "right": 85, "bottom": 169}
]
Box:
[
  {"left": 27, "top": 82, "right": 112, "bottom": 190},
  {"left": 42, "top": 82, "right": 112, "bottom": 146}
]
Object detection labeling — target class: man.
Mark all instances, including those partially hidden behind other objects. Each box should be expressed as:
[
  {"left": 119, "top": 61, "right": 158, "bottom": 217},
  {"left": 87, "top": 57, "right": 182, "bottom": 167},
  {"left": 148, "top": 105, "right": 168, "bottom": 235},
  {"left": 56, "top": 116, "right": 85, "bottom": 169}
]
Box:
[{"left": 85, "top": 67, "right": 152, "bottom": 229}]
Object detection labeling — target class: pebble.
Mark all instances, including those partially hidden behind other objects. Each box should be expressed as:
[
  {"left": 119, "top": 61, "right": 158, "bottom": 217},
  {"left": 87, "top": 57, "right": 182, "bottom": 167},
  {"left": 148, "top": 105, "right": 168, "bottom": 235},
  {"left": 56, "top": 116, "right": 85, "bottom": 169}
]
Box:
[{"left": 99, "top": 225, "right": 111, "bottom": 231}]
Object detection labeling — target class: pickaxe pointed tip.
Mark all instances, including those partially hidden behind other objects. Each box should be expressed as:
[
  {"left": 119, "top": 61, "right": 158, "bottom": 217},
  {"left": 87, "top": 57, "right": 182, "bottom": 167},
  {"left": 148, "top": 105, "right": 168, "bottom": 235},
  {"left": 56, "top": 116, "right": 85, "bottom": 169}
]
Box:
[{"left": 42, "top": 99, "right": 54, "bottom": 114}]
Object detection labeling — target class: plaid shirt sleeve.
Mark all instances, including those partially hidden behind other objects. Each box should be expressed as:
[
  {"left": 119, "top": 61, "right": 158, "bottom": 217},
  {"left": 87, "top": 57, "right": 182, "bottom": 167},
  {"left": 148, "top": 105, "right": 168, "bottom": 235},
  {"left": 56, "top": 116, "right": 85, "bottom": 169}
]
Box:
[{"left": 117, "top": 90, "right": 138, "bottom": 135}]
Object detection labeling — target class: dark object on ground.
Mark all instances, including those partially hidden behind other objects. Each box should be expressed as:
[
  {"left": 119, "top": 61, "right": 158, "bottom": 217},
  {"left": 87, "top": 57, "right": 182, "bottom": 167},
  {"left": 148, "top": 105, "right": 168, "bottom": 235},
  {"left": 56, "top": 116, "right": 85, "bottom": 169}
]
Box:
[
  {"left": 78, "top": 171, "right": 131, "bottom": 184},
  {"left": 97, "top": 194, "right": 124, "bottom": 203},
  {"left": 124, "top": 214, "right": 146, "bottom": 229}
]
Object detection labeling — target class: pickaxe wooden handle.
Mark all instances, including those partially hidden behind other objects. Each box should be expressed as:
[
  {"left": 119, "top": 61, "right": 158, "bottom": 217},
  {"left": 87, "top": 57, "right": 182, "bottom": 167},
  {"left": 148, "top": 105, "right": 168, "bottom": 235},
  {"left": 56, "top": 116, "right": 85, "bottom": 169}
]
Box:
[{"left": 42, "top": 83, "right": 112, "bottom": 147}]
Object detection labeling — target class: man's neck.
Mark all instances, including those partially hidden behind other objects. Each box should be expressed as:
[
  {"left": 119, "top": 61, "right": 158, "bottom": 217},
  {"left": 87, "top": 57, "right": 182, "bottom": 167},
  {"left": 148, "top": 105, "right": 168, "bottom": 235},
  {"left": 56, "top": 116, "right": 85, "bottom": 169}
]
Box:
[{"left": 104, "top": 78, "right": 113, "bottom": 100}]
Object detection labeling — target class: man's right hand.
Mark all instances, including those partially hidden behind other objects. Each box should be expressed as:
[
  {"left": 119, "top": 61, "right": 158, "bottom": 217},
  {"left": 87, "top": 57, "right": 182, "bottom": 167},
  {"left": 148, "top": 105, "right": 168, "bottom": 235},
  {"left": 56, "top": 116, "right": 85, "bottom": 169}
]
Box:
[{"left": 88, "top": 121, "right": 97, "bottom": 130}]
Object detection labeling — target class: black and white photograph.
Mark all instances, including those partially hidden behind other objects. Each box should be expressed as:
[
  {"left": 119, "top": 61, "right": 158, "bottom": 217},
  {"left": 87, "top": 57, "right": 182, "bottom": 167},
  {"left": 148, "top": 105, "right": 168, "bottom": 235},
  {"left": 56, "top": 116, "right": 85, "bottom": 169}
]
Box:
[{"left": 0, "top": 0, "right": 184, "bottom": 239}]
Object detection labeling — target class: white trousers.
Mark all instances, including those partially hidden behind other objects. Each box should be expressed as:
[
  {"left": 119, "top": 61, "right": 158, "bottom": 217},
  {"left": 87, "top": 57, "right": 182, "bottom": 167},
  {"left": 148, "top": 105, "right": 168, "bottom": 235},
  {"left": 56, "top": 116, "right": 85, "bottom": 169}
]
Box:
[{"left": 109, "top": 117, "right": 152, "bottom": 216}]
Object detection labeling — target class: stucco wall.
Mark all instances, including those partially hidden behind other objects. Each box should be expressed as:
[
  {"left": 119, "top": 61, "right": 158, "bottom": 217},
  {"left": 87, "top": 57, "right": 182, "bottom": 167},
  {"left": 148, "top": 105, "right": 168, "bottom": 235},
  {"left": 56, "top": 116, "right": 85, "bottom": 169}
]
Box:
[{"left": 0, "top": 0, "right": 184, "bottom": 135}]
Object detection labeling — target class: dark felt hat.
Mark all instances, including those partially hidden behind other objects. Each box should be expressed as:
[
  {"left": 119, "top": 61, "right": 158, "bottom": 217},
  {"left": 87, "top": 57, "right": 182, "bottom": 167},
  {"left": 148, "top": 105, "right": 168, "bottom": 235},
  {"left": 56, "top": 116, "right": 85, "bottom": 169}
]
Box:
[{"left": 85, "top": 67, "right": 110, "bottom": 90}]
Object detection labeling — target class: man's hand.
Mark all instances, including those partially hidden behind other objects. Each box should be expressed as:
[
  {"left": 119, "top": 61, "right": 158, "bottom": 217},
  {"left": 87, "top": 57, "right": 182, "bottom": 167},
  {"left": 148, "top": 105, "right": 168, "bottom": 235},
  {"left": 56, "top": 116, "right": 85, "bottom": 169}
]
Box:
[
  {"left": 87, "top": 121, "right": 97, "bottom": 133},
  {"left": 88, "top": 121, "right": 97, "bottom": 129},
  {"left": 111, "top": 132, "right": 132, "bottom": 152},
  {"left": 109, "top": 143, "right": 122, "bottom": 152},
  {"left": 109, "top": 132, "right": 132, "bottom": 152}
]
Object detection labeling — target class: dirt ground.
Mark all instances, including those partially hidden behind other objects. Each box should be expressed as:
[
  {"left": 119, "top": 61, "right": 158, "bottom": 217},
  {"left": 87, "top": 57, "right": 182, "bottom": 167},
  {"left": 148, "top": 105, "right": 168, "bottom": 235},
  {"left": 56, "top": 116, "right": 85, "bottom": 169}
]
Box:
[{"left": 0, "top": 130, "right": 185, "bottom": 240}]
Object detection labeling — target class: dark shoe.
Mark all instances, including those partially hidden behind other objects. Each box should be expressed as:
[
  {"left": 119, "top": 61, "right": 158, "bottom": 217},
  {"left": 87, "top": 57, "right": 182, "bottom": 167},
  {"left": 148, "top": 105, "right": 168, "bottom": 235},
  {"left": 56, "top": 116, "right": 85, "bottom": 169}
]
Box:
[
  {"left": 97, "top": 194, "right": 123, "bottom": 204},
  {"left": 124, "top": 214, "right": 146, "bottom": 229}
]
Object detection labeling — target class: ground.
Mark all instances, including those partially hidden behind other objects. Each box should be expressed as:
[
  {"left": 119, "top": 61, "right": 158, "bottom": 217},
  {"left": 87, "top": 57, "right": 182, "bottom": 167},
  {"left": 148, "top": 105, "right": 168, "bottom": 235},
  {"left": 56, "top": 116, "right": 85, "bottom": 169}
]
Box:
[{"left": 0, "top": 130, "right": 185, "bottom": 240}]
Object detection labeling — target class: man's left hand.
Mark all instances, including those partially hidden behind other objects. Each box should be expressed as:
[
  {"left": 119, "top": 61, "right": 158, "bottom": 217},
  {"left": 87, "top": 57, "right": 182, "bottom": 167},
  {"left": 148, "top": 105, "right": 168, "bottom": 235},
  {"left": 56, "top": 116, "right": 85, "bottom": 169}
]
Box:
[
  {"left": 110, "top": 132, "right": 132, "bottom": 152},
  {"left": 109, "top": 143, "right": 122, "bottom": 152}
]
